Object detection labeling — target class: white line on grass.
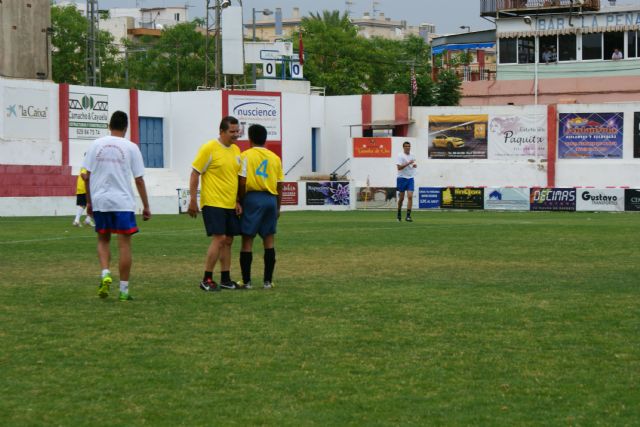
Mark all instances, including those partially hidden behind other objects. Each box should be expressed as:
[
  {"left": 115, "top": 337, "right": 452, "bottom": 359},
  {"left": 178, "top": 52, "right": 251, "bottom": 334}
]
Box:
[{"left": 0, "top": 228, "right": 203, "bottom": 245}]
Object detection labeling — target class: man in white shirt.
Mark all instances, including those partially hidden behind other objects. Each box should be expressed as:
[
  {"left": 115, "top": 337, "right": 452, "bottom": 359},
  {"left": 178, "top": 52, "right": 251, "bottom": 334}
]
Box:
[
  {"left": 84, "top": 111, "right": 151, "bottom": 301},
  {"left": 396, "top": 141, "right": 417, "bottom": 222}
]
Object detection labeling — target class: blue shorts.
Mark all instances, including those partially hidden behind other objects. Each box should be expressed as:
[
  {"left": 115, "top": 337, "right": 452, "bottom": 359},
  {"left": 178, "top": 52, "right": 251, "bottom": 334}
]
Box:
[
  {"left": 93, "top": 211, "right": 138, "bottom": 235},
  {"left": 396, "top": 177, "right": 414, "bottom": 193},
  {"left": 202, "top": 206, "right": 241, "bottom": 237},
  {"left": 241, "top": 192, "right": 278, "bottom": 238}
]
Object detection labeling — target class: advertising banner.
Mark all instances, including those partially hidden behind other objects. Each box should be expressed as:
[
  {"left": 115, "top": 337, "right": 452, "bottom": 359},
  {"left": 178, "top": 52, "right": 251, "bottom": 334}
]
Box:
[
  {"left": 441, "top": 187, "right": 484, "bottom": 209},
  {"left": 488, "top": 114, "right": 547, "bottom": 159},
  {"left": 558, "top": 112, "right": 623, "bottom": 159},
  {"left": 624, "top": 189, "right": 640, "bottom": 211},
  {"left": 428, "top": 114, "right": 488, "bottom": 159},
  {"left": 177, "top": 188, "right": 200, "bottom": 213},
  {"left": 634, "top": 112, "right": 640, "bottom": 159},
  {"left": 352, "top": 137, "right": 392, "bottom": 158},
  {"left": 356, "top": 187, "right": 396, "bottom": 209},
  {"left": 69, "top": 92, "right": 109, "bottom": 140},
  {"left": 3, "top": 87, "right": 50, "bottom": 139},
  {"left": 530, "top": 188, "right": 576, "bottom": 211},
  {"left": 418, "top": 187, "right": 441, "bottom": 209},
  {"left": 306, "top": 181, "right": 350, "bottom": 206},
  {"left": 576, "top": 189, "right": 625, "bottom": 212},
  {"left": 281, "top": 182, "right": 299, "bottom": 206},
  {"left": 484, "top": 188, "right": 530, "bottom": 211},
  {"left": 223, "top": 91, "right": 282, "bottom": 156}
]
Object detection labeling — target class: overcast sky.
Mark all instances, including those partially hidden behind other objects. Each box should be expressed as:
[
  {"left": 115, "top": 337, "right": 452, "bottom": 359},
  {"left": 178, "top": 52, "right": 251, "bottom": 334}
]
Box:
[
  {"left": 80, "top": 0, "right": 640, "bottom": 35},
  {"left": 88, "top": 0, "right": 493, "bottom": 34}
]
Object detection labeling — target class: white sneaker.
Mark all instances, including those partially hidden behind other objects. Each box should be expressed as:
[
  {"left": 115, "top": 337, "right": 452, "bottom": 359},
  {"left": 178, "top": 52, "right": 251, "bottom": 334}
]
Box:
[
  {"left": 263, "top": 281, "right": 274, "bottom": 290},
  {"left": 84, "top": 218, "right": 95, "bottom": 226},
  {"left": 72, "top": 220, "right": 81, "bottom": 227}
]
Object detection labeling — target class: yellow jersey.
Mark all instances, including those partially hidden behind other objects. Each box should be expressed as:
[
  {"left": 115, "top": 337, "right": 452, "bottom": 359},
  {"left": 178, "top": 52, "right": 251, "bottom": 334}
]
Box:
[
  {"left": 192, "top": 139, "right": 241, "bottom": 209},
  {"left": 76, "top": 168, "right": 87, "bottom": 195},
  {"left": 240, "top": 147, "right": 284, "bottom": 196}
]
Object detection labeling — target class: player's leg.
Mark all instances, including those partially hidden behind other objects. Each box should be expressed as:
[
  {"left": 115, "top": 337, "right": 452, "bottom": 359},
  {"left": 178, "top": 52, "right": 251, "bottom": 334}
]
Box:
[
  {"left": 117, "top": 234, "right": 133, "bottom": 300},
  {"left": 262, "top": 234, "right": 276, "bottom": 289},
  {"left": 97, "top": 232, "right": 112, "bottom": 298},
  {"left": 405, "top": 178, "right": 415, "bottom": 221},
  {"left": 240, "top": 235, "right": 254, "bottom": 288},
  {"left": 219, "top": 235, "right": 239, "bottom": 289},
  {"left": 73, "top": 194, "right": 86, "bottom": 226},
  {"left": 396, "top": 177, "right": 405, "bottom": 221},
  {"left": 200, "top": 207, "right": 228, "bottom": 291},
  {"left": 257, "top": 193, "right": 278, "bottom": 289}
]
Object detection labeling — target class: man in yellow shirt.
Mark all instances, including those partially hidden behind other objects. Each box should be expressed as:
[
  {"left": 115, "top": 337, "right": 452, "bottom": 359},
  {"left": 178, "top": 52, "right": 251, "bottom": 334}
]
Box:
[
  {"left": 72, "top": 167, "right": 95, "bottom": 227},
  {"left": 237, "top": 124, "right": 283, "bottom": 289},
  {"left": 188, "top": 116, "right": 243, "bottom": 291}
]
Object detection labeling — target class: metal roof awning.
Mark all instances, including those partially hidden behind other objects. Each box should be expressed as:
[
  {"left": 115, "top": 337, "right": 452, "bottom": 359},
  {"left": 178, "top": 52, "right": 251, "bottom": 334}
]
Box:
[
  {"left": 432, "top": 42, "right": 496, "bottom": 55},
  {"left": 498, "top": 24, "right": 640, "bottom": 38}
]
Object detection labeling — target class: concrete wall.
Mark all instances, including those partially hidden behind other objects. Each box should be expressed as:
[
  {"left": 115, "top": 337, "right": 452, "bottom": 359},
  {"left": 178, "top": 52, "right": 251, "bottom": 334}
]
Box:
[{"left": 0, "top": 0, "right": 51, "bottom": 79}]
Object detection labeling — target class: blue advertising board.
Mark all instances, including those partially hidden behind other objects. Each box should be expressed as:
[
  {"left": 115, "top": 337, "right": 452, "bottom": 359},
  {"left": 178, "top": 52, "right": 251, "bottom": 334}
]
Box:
[
  {"left": 530, "top": 188, "right": 576, "bottom": 211},
  {"left": 419, "top": 187, "right": 441, "bottom": 209},
  {"left": 558, "top": 112, "right": 623, "bottom": 159}
]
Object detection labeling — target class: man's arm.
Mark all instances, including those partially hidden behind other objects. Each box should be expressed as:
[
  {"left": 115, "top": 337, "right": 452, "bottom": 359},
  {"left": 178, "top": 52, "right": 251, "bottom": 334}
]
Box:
[
  {"left": 276, "top": 181, "right": 283, "bottom": 218},
  {"left": 85, "top": 171, "right": 93, "bottom": 217},
  {"left": 134, "top": 176, "right": 151, "bottom": 221},
  {"left": 397, "top": 160, "right": 415, "bottom": 171},
  {"left": 188, "top": 169, "right": 200, "bottom": 218}
]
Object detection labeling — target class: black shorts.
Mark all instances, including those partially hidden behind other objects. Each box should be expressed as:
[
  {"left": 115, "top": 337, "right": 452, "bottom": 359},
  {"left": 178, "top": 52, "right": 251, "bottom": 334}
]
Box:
[
  {"left": 76, "top": 194, "right": 87, "bottom": 207},
  {"left": 202, "top": 206, "right": 241, "bottom": 237}
]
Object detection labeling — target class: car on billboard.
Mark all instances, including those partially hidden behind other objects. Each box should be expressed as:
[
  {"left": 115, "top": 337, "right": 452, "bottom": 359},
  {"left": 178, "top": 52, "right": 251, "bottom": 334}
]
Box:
[{"left": 432, "top": 135, "right": 465, "bottom": 150}]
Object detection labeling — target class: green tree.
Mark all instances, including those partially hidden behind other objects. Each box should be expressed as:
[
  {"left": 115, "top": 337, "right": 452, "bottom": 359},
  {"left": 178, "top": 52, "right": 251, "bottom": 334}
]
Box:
[
  {"left": 433, "top": 70, "right": 462, "bottom": 106},
  {"left": 51, "top": 5, "right": 120, "bottom": 86}
]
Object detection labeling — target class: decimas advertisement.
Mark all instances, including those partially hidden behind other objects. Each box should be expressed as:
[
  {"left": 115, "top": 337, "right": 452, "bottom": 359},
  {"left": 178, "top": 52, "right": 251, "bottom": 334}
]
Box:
[
  {"left": 306, "top": 182, "right": 350, "bottom": 206},
  {"left": 441, "top": 187, "right": 484, "bottom": 209},
  {"left": 530, "top": 188, "right": 576, "bottom": 211},
  {"left": 558, "top": 112, "right": 623, "bottom": 159}
]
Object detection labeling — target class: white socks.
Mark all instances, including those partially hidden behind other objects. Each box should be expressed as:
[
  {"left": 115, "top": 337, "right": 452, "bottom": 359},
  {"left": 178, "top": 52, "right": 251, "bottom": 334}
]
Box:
[
  {"left": 101, "top": 269, "right": 110, "bottom": 278},
  {"left": 74, "top": 206, "right": 84, "bottom": 222},
  {"left": 120, "top": 281, "right": 129, "bottom": 294}
]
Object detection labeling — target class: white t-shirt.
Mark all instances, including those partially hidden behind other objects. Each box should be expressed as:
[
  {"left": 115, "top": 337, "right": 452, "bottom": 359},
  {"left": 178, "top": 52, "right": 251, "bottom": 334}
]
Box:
[
  {"left": 397, "top": 151, "right": 417, "bottom": 178},
  {"left": 83, "top": 135, "right": 145, "bottom": 212}
]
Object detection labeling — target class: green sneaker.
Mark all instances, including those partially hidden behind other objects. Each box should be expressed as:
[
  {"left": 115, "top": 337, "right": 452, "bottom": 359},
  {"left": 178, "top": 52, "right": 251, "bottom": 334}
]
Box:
[
  {"left": 98, "top": 273, "right": 112, "bottom": 298},
  {"left": 119, "top": 292, "right": 133, "bottom": 301}
]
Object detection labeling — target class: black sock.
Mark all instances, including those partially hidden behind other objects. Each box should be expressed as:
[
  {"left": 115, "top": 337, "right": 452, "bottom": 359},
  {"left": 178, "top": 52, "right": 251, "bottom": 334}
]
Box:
[
  {"left": 407, "top": 209, "right": 412, "bottom": 217},
  {"left": 221, "top": 271, "right": 231, "bottom": 283},
  {"left": 240, "top": 251, "right": 253, "bottom": 283},
  {"left": 203, "top": 271, "right": 213, "bottom": 282},
  {"left": 397, "top": 209, "right": 402, "bottom": 217},
  {"left": 264, "top": 248, "right": 276, "bottom": 282}
]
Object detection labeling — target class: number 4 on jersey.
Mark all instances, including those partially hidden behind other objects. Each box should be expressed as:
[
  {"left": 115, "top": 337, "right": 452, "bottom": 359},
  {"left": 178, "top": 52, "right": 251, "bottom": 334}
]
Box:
[{"left": 256, "top": 160, "right": 269, "bottom": 178}]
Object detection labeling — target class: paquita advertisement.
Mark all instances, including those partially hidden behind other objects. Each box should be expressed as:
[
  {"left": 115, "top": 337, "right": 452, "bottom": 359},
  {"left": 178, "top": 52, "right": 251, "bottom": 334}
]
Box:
[
  {"left": 223, "top": 91, "right": 282, "bottom": 143},
  {"left": 558, "top": 112, "right": 623, "bottom": 159},
  {"left": 428, "top": 115, "right": 488, "bottom": 159},
  {"left": 488, "top": 114, "right": 547, "bottom": 159},
  {"left": 3, "top": 87, "right": 50, "bottom": 139},
  {"left": 68, "top": 92, "right": 109, "bottom": 140}
]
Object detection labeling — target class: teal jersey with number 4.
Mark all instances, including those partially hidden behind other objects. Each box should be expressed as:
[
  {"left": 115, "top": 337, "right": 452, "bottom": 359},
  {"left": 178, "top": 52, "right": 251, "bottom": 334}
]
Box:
[{"left": 240, "top": 147, "right": 284, "bottom": 195}]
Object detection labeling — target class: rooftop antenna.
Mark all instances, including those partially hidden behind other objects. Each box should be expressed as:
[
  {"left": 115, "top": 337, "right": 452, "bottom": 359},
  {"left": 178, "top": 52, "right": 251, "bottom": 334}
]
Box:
[
  {"left": 345, "top": 0, "right": 355, "bottom": 17},
  {"left": 372, "top": 0, "right": 380, "bottom": 16}
]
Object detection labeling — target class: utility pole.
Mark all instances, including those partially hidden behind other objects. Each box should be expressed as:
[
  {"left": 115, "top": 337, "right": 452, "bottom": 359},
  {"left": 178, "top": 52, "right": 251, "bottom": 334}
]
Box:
[{"left": 86, "top": 0, "right": 98, "bottom": 86}]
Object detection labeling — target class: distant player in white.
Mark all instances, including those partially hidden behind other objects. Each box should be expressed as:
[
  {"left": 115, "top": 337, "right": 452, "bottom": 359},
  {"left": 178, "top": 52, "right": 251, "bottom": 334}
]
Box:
[{"left": 396, "top": 141, "right": 417, "bottom": 222}]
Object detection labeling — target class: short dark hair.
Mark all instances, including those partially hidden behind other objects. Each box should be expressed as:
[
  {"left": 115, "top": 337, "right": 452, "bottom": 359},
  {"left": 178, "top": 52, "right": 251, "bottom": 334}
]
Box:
[
  {"left": 220, "top": 116, "right": 239, "bottom": 132},
  {"left": 248, "top": 124, "right": 267, "bottom": 146},
  {"left": 403, "top": 141, "right": 411, "bottom": 147},
  {"left": 109, "top": 111, "right": 128, "bottom": 131}
]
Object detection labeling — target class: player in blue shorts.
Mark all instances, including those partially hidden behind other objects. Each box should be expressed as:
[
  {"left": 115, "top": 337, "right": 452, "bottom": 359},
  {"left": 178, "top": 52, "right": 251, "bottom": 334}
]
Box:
[
  {"left": 238, "top": 124, "right": 284, "bottom": 289},
  {"left": 396, "top": 141, "right": 417, "bottom": 222},
  {"left": 84, "top": 111, "right": 151, "bottom": 301}
]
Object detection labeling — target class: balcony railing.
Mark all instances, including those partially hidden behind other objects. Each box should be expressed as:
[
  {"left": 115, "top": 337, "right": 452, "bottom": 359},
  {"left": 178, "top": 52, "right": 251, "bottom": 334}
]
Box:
[
  {"left": 480, "top": 0, "right": 600, "bottom": 16},
  {"left": 434, "top": 64, "right": 497, "bottom": 82}
]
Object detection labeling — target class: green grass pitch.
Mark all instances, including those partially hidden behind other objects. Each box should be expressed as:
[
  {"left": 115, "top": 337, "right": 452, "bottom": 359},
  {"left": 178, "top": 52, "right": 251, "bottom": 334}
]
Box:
[{"left": 0, "top": 210, "right": 638, "bottom": 425}]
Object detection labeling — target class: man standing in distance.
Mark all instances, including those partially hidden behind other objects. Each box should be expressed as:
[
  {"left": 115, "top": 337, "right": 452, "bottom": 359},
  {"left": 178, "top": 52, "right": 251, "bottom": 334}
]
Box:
[
  {"left": 396, "top": 141, "right": 417, "bottom": 222},
  {"left": 189, "top": 116, "right": 243, "bottom": 291},
  {"left": 84, "top": 111, "right": 151, "bottom": 301},
  {"left": 237, "top": 124, "right": 283, "bottom": 289}
]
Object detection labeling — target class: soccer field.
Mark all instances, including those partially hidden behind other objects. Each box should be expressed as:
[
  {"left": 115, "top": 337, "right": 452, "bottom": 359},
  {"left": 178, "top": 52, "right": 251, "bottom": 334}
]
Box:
[{"left": 1, "top": 211, "right": 638, "bottom": 425}]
